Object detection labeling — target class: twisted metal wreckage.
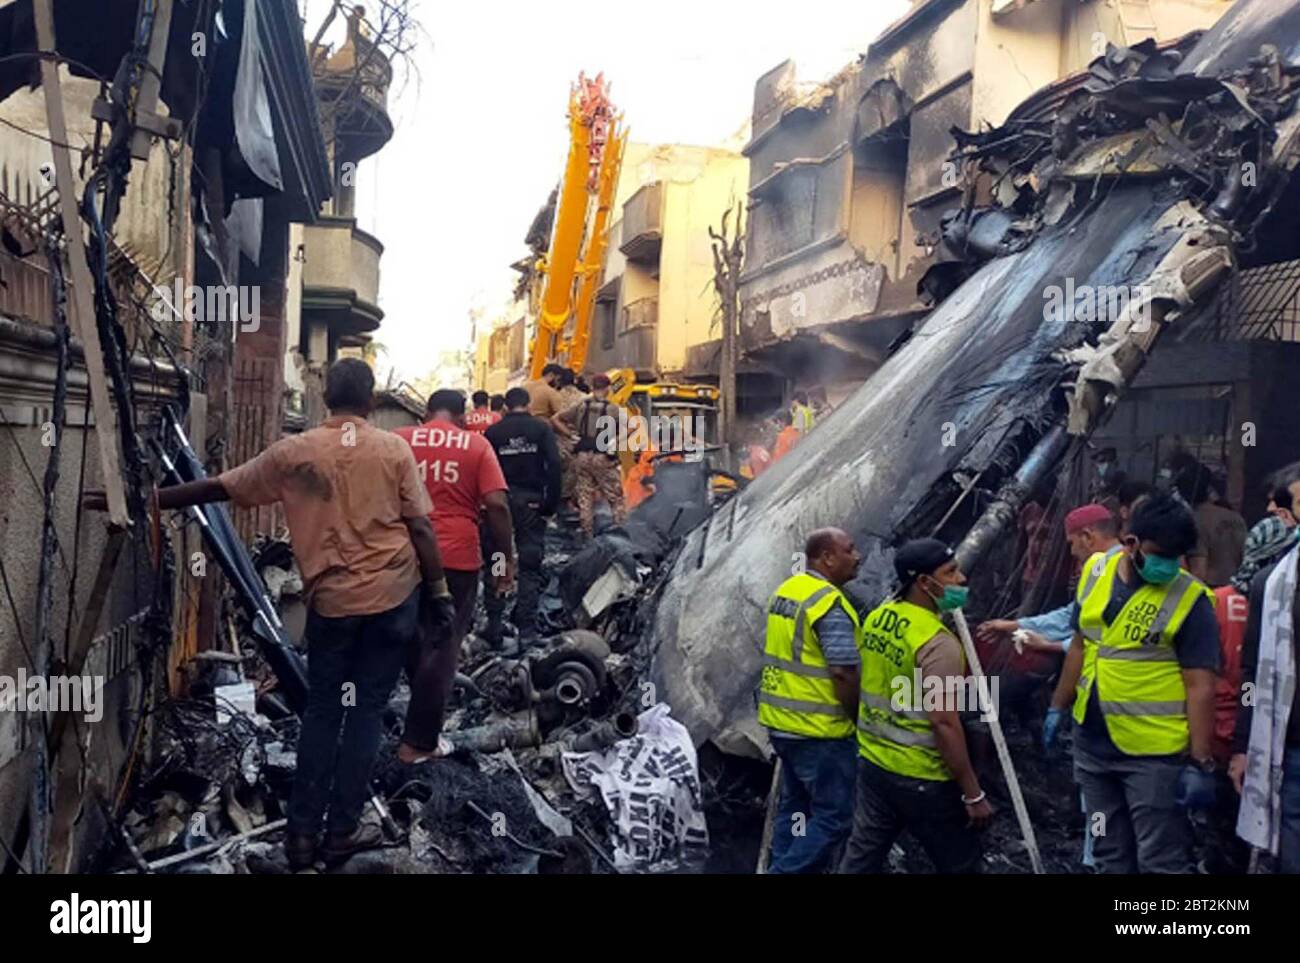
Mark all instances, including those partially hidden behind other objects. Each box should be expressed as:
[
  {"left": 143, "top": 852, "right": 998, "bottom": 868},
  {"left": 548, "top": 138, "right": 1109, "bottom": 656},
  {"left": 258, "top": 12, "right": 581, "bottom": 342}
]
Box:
[
  {"left": 649, "top": 0, "right": 1300, "bottom": 765},
  {"left": 9, "top": 0, "right": 1300, "bottom": 876}
]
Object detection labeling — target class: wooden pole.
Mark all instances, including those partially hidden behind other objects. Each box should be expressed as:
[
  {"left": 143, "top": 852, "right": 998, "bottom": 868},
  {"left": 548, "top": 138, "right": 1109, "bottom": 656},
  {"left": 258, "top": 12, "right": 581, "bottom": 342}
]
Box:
[
  {"left": 950, "top": 608, "right": 1044, "bottom": 874},
  {"left": 33, "top": 0, "right": 130, "bottom": 528},
  {"left": 755, "top": 759, "right": 781, "bottom": 874}
]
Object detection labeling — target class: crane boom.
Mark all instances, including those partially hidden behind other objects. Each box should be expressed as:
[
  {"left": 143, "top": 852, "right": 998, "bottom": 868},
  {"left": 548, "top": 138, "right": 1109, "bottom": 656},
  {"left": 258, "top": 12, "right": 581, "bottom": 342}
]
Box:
[
  {"left": 567, "top": 124, "right": 626, "bottom": 372},
  {"left": 527, "top": 73, "right": 623, "bottom": 379}
]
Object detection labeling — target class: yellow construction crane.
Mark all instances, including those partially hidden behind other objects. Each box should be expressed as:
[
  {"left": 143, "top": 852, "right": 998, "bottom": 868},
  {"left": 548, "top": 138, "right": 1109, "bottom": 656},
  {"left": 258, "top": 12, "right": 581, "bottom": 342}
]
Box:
[
  {"left": 527, "top": 73, "right": 627, "bottom": 379},
  {"left": 524, "top": 74, "right": 726, "bottom": 483}
]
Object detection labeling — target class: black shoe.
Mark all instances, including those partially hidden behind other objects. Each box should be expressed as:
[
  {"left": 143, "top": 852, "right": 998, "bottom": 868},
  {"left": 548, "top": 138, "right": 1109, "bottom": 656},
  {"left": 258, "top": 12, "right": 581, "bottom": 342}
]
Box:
[
  {"left": 285, "top": 832, "right": 318, "bottom": 871},
  {"left": 320, "top": 823, "right": 384, "bottom": 867}
]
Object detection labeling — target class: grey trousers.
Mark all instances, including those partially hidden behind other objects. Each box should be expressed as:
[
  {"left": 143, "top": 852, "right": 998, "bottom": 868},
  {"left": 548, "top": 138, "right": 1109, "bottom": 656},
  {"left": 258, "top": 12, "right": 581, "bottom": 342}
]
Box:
[
  {"left": 838, "top": 758, "right": 981, "bottom": 874},
  {"left": 1074, "top": 740, "right": 1192, "bottom": 873}
]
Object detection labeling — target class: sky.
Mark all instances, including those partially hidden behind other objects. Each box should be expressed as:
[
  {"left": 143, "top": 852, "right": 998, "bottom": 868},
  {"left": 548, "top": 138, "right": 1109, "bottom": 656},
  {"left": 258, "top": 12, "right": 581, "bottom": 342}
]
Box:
[{"left": 307, "top": 0, "right": 912, "bottom": 382}]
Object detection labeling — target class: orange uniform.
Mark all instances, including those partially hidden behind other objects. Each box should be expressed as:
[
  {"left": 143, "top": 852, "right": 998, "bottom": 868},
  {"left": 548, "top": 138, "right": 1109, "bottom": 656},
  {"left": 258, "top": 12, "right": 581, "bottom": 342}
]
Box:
[
  {"left": 772, "top": 426, "right": 800, "bottom": 462},
  {"left": 625, "top": 448, "right": 657, "bottom": 509}
]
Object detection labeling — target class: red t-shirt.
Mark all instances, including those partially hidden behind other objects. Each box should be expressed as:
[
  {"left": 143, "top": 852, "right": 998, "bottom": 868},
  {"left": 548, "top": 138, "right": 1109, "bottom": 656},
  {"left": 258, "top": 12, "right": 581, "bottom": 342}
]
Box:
[
  {"left": 394, "top": 418, "right": 507, "bottom": 571},
  {"left": 464, "top": 408, "right": 501, "bottom": 433},
  {"left": 1212, "top": 585, "right": 1249, "bottom": 763}
]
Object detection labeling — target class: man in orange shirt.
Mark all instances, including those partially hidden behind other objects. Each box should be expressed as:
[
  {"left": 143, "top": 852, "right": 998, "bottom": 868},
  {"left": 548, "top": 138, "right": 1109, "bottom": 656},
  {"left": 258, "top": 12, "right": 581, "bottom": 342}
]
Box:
[
  {"left": 772, "top": 410, "right": 801, "bottom": 463},
  {"left": 625, "top": 445, "right": 657, "bottom": 510},
  {"left": 95, "top": 359, "right": 457, "bottom": 870},
  {"left": 395, "top": 389, "right": 515, "bottom": 761}
]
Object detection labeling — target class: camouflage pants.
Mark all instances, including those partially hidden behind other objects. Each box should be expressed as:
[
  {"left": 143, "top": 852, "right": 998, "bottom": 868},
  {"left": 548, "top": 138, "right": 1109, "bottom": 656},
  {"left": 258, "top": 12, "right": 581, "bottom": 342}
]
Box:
[
  {"left": 559, "top": 434, "right": 578, "bottom": 500},
  {"left": 573, "top": 451, "right": 626, "bottom": 537}
]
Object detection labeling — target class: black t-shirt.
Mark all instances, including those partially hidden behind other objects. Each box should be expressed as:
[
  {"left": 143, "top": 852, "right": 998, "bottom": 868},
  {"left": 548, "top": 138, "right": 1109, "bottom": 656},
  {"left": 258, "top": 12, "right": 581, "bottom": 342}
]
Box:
[
  {"left": 484, "top": 412, "right": 563, "bottom": 513},
  {"left": 1071, "top": 562, "right": 1220, "bottom": 759}
]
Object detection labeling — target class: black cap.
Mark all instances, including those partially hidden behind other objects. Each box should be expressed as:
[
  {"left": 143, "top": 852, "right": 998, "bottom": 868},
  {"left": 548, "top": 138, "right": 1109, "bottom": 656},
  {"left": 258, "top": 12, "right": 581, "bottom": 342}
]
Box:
[{"left": 894, "top": 538, "right": 955, "bottom": 588}]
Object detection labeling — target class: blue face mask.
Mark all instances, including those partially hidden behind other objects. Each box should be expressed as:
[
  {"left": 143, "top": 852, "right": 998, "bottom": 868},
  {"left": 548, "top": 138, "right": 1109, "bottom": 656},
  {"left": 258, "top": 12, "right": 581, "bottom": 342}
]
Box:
[{"left": 1135, "top": 550, "right": 1180, "bottom": 584}]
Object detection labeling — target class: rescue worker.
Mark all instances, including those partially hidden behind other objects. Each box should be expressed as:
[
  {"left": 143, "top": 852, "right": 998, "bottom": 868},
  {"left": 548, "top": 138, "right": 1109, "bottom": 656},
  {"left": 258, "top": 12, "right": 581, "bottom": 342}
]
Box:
[
  {"left": 978, "top": 503, "right": 1121, "bottom": 871},
  {"left": 1045, "top": 493, "right": 1220, "bottom": 874},
  {"left": 523, "top": 363, "right": 567, "bottom": 420},
  {"left": 771, "top": 410, "right": 801, "bottom": 463},
  {"left": 839, "top": 538, "right": 993, "bottom": 874},
  {"left": 556, "top": 366, "right": 585, "bottom": 409},
  {"left": 759, "top": 528, "right": 863, "bottom": 874},
  {"left": 485, "top": 387, "right": 563, "bottom": 646},
  {"left": 624, "top": 443, "right": 658, "bottom": 511},
  {"left": 555, "top": 367, "right": 586, "bottom": 507},
  {"left": 464, "top": 390, "right": 500, "bottom": 433},
  {"left": 395, "top": 389, "right": 515, "bottom": 761},
  {"left": 553, "top": 372, "right": 625, "bottom": 538},
  {"left": 87, "top": 360, "right": 457, "bottom": 869},
  {"left": 791, "top": 391, "right": 815, "bottom": 434},
  {"left": 738, "top": 424, "right": 773, "bottom": 481},
  {"left": 978, "top": 504, "right": 1122, "bottom": 656}
]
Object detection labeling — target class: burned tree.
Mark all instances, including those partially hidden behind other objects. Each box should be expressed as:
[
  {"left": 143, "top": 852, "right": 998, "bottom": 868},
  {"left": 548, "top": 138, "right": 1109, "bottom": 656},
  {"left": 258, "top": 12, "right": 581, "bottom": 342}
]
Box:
[{"left": 708, "top": 201, "right": 745, "bottom": 468}]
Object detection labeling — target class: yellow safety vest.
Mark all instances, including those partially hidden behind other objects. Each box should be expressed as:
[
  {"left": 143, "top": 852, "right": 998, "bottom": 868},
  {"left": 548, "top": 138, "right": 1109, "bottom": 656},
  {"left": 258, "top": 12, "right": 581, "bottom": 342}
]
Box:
[
  {"left": 856, "top": 599, "right": 959, "bottom": 781},
  {"left": 757, "top": 573, "right": 862, "bottom": 739},
  {"left": 1072, "top": 550, "right": 1212, "bottom": 756}
]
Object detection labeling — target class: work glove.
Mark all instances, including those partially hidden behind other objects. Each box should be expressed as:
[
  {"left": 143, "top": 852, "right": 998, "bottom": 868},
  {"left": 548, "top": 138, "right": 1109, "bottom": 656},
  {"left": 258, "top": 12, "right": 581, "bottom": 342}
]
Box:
[
  {"left": 1042, "top": 707, "right": 1067, "bottom": 754},
  {"left": 1176, "top": 763, "right": 1218, "bottom": 811}
]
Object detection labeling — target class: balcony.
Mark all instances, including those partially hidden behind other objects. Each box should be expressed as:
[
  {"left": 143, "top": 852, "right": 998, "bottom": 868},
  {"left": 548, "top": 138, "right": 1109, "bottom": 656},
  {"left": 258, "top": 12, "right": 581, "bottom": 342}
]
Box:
[
  {"left": 623, "top": 295, "right": 658, "bottom": 331},
  {"left": 301, "top": 216, "right": 384, "bottom": 338},
  {"left": 619, "top": 182, "right": 664, "bottom": 263},
  {"left": 309, "top": 8, "right": 395, "bottom": 162}
]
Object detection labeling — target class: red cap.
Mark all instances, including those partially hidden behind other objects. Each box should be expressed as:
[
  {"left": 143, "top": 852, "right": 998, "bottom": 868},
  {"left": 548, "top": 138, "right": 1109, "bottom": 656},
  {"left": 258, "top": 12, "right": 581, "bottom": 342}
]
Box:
[
  {"left": 592, "top": 374, "right": 611, "bottom": 389},
  {"left": 1065, "top": 503, "right": 1113, "bottom": 535}
]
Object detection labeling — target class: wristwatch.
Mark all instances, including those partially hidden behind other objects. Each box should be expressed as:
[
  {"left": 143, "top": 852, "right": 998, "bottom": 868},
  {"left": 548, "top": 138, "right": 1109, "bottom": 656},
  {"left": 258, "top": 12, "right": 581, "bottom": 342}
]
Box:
[{"left": 1192, "top": 756, "right": 1216, "bottom": 774}]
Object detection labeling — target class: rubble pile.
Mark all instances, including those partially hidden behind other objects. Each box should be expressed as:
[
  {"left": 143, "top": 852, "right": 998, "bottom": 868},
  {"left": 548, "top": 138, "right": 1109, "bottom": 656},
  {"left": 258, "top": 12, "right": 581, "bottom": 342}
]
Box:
[{"left": 104, "top": 515, "right": 715, "bottom": 875}]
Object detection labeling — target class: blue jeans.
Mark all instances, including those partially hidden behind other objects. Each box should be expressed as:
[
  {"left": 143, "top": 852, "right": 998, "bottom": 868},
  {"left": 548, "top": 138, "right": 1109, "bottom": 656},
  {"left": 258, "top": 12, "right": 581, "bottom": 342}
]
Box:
[
  {"left": 1281, "top": 747, "right": 1300, "bottom": 874},
  {"left": 287, "top": 588, "right": 419, "bottom": 837},
  {"left": 767, "top": 735, "right": 856, "bottom": 874}
]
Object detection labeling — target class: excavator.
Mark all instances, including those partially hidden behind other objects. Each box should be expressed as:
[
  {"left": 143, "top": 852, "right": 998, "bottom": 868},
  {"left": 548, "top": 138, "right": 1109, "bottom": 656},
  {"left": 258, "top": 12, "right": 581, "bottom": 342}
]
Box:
[
  {"left": 526, "top": 72, "right": 625, "bottom": 380},
  {"left": 525, "top": 74, "right": 724, "bottom": 480}
]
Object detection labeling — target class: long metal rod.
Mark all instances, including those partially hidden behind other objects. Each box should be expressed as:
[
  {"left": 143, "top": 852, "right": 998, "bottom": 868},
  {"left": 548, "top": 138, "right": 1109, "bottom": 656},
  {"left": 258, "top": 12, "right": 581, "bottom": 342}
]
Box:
[
  {"left": 951, "top": 608, "right": 1044, "bottom": 874},
  {"left": 137, "top": 818, "right": 287, "bottom": 872}
]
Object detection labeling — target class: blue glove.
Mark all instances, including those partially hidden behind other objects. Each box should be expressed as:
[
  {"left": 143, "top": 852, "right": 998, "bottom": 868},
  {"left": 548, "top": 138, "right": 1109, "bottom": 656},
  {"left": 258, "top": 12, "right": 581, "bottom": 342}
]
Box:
[
  {"left": 1042, "top": 707, "right": 1066, "bottom": 753},
  {"left": 1176, "top": 763, "right": 1217, "bottom": 811}
]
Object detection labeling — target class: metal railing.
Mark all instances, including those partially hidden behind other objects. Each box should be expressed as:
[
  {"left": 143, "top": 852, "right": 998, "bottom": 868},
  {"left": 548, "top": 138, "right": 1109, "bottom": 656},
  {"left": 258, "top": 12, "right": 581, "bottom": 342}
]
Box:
[{"left": 1194, "top": 258, "right": 1300, "bottom": 342}]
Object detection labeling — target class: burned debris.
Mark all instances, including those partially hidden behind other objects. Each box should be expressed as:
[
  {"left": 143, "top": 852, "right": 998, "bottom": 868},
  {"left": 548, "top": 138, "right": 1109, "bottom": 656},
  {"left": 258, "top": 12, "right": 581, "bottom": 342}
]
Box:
[{"left": 3, "top": 0, "right": 1300, "bottom": 888}]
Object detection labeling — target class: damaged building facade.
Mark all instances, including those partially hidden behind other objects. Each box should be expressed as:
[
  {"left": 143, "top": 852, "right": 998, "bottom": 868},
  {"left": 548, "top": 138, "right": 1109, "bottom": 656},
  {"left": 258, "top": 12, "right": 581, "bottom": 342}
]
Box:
[
  {"left": 0, "top": 0, "right": 333, "bottom": 872},
  {"left": 286, "top": 4, "right": 395, "bottom": 429},
  {"left": 586, "top": 141, "right": 748, "bottom": 380},
  {"left": 736, "top": 0, "right": 1235, "bottom": 407}
]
